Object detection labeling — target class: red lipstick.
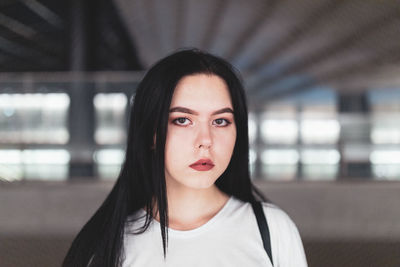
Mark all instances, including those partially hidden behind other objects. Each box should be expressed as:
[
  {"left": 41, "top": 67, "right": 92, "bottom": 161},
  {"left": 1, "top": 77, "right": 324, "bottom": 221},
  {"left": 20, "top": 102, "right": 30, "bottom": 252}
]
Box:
[{"left": 189, "top": 158, "right": 215, "bottom": 171}]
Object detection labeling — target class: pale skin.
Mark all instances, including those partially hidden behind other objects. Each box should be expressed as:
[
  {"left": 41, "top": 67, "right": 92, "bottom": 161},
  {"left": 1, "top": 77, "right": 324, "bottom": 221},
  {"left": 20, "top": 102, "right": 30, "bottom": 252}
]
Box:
[{"left": 151, "top": 74, "right": 237, "bottom": 231}]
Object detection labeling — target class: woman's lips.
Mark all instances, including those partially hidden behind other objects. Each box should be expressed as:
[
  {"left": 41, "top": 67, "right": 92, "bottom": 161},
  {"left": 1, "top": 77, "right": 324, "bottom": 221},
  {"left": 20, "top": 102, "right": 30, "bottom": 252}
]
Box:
[{"left": 189, "top": 159, "right": 214, "bottom": 171}]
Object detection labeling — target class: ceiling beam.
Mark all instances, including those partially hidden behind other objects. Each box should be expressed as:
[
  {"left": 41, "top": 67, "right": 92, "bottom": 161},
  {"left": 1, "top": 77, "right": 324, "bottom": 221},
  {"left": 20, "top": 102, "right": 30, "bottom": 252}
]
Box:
[
  {"left": 174, "top": 0, "right": 185, "bottom": 48},
  {"left": 0, "top": 12, "right": 37, "bottom": 38},
  {"left": 253, "top": 45, "right": 400, "bottom": 104},
  {"left": 245, "top": 0, "right": 344, "bottom": 74},
  {"left": 224, "top": 0, "right": 277, "bottom": 61},
  {"left": 249, "top": 10, "right": 399, "bottom": 92},
  {"left": 200, "top": 0, "right": 229, "bottom": 50},
  {"left": 20, "top": 0, "right": 63, "bottom": 29},
  {"left": 325, "top": 64, "right": 400, "bottom": 92},
  {"left": 0, "top": 21, "right": 63, "bottom": 58},
  {"left": 0, "top": 35, "right": 59, "bottom": 66}
]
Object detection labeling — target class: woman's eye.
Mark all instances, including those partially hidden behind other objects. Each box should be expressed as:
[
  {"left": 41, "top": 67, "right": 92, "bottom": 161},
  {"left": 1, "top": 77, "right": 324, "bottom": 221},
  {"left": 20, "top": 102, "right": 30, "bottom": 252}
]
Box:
[
  {"left": 172, "top": 117, "right": 231, "bottom": 127},
  {"left": 172, "top": 117, "right": 191, "bottom": 126},
  {"left": 213, "top": 118, "right": 231, "bottom": 126}
]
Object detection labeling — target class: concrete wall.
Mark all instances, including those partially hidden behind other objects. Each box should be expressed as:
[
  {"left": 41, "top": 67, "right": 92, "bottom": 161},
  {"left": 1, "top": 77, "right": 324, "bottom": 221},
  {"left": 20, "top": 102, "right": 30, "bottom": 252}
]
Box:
[
  {"left": 1, "top": 180, "right": 399, "bottom": 241},
  {"left": 1, "top": 180, "right": 400, "bottom": 267}
]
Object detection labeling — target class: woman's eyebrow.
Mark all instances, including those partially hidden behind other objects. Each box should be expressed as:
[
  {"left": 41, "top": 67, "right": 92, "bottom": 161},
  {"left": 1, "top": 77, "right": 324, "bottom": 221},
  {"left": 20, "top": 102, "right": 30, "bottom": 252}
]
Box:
[{"left": 169, "top": 106, "right": 234, "bottom": 115}]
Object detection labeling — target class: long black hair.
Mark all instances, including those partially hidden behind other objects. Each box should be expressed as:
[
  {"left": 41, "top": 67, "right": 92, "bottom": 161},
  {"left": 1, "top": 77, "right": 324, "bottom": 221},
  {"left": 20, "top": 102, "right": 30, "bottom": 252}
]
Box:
[{"left": 63, "top": 48, "right": 266, "bottom": 267}]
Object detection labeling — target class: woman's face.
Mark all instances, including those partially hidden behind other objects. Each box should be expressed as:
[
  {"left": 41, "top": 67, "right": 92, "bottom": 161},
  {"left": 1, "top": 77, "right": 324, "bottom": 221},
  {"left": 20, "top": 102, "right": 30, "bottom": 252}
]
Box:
[{"left": 164, "top": 74, "right": 237, "bottom": 191}]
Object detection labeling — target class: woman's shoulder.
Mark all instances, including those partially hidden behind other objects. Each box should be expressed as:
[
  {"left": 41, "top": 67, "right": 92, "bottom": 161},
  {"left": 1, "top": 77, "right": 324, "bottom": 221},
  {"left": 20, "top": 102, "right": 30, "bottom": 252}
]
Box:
[
  {"left": 230, "top": 197, "right": 301, "bottom": 237},
  {"left": 261, "top": 202, "right": 296, "bottom": 226},
  {"left": 230, "top": 197, "right": 296, "bottom": 226},
  {"left": 259, "top": 201, "right": 308, "bottom": 266},
  {"left": 259, "top": 201, "right": 302, "bottom": 239}
]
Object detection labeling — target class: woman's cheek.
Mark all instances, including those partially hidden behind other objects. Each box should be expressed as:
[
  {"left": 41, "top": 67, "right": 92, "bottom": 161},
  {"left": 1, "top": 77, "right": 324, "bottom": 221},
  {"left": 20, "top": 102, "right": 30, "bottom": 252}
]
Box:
[
  {"left": 169, "top": 128, "right": 192, "bottom": 141},
  {"left": 166, "top": 127, "right": 192, "bottom": 153},
  {"left": 216, "top": 127, "right": 236, "bottom": 144},
  {"left": 215, "top": 131, "right": 236, "bottom": 157}
]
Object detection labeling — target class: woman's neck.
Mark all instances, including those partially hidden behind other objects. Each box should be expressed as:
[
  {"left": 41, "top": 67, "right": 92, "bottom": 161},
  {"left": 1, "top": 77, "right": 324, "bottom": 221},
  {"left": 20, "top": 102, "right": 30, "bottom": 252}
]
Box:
[{"left": 151, "top": 185, "right": 230, "bottom": 231}]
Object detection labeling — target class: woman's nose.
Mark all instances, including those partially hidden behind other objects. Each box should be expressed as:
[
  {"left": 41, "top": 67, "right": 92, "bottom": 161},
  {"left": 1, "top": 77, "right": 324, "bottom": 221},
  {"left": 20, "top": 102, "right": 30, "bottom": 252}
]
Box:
[{"left": 196, "top": 122, "right": 212, "bottom": 149}]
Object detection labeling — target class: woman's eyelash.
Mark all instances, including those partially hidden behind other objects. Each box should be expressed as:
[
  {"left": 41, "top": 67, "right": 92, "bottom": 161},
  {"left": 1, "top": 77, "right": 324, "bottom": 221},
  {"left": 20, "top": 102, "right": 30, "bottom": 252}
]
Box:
[
  {"left": 213, "top": 118, "right": 232, "bottom": 126},
  {"left": 172, "top": 117, "right": 191, "bottom": 125}
]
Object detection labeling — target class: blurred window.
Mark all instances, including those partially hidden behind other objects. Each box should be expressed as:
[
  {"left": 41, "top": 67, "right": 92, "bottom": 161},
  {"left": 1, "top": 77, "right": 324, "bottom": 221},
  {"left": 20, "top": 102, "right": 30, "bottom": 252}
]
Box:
[
  {"left": 93, "top": 93, "right": 127, "bottom": 145},
  {"left": 300, "top": 148, "right": 340, "bottom": 180},
  {"left": 369, "top": 89, "right": 400, "bottom": 144},
  {"left": 368, "top": 89, "right": 400, "bottom": 180},
  {"left": 370, "top": 149, "right": 400, "bottom": 180},
  {"left": 260, "top": 149, "right": 299, "bottom": 180},
  {"left": 248, "top": 112, "right": 257, "bottom": 145},
  {"left": 300, "top": 94, "right": 340, "bottom": 145},
  {"left": 0, "top": 93, "right": 70, "bottom": 144},
  {"left": 93, "top": 149, "right": 125, "bottom": 180},
  {"left": 0, "top": 149, "right": 70, "bottom": 181},
  {"left": 261, "top": 104, "right": 298, "bottom": 144},
  {"left": 249, "top": 148, "right": 257, "bottom": 177}
]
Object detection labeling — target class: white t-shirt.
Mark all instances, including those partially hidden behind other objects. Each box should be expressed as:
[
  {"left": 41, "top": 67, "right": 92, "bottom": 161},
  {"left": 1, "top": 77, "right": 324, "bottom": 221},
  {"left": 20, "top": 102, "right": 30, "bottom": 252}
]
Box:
[{"left": 122, "top": 195, "right": 307, "bottom": 267}]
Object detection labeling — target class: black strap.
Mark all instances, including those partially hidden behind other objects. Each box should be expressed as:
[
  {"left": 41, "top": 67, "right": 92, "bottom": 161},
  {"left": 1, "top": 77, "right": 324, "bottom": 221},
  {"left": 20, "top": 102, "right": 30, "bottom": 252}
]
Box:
[{"left": 251, "top": 201, "right": 273, "bottom": 266}]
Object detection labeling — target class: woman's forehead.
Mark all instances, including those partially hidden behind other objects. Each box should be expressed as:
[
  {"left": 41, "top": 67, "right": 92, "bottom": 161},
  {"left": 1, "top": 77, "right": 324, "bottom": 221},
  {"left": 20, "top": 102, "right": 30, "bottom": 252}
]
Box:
[{"left": 170, "top": 74, "right": 233, "bottom": 110}]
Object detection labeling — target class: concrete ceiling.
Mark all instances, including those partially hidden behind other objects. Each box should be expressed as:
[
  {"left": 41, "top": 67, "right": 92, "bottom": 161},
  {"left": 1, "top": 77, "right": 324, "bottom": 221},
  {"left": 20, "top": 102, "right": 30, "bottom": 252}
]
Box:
[
  {"left": 0, "top": 0, "right": 399, "bottom": 104},
  {"left": 114, "top": 0, "right": 400, "bottom": 104}
]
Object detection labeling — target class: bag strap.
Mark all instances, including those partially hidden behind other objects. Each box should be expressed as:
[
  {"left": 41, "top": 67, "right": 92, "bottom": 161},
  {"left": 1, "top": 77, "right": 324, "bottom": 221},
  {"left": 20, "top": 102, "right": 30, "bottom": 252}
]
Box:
[{"left": 251, "top": 201, "right": 274, "bottom": 266}]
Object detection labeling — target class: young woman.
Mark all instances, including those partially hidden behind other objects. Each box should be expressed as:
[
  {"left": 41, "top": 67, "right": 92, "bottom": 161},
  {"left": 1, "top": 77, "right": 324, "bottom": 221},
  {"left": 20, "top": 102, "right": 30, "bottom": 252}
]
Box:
[{"left": 63, "top": 49, "right": 307, "bottom": 267}]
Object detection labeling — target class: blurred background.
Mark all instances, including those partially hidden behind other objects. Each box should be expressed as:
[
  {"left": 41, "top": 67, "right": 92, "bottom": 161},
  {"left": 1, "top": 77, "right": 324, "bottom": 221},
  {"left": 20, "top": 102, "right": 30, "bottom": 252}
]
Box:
[{"left": 0, "top": 0, "right": 400, "bottom": 266}]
